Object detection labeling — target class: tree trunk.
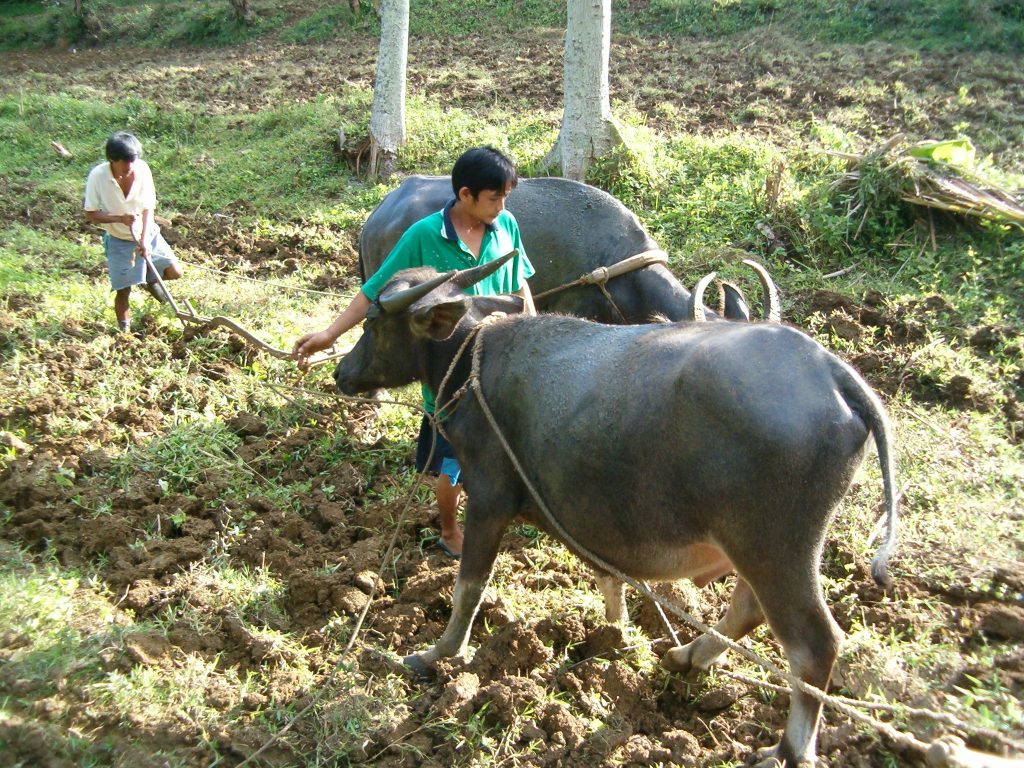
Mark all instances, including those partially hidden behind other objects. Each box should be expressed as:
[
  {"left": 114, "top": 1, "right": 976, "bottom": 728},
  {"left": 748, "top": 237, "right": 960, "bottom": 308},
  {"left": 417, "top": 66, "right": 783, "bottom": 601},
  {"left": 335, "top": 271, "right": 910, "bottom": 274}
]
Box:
[
  {"left": 367, "top": 0, "right": 409, "bottom": 180},
  {"left": 543, "top": 0, "right": 623, "bottom": 181},
  {"left": 228, "top": 0, "right": 256, "bottom": 23}
]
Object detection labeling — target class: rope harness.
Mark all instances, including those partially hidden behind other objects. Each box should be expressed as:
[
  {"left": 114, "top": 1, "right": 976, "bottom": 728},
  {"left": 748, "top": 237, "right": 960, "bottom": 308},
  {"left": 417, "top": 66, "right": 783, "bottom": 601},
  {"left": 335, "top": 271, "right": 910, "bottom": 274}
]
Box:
[{"left": 531, "top": 249, "right": 669, "bottom": 323}]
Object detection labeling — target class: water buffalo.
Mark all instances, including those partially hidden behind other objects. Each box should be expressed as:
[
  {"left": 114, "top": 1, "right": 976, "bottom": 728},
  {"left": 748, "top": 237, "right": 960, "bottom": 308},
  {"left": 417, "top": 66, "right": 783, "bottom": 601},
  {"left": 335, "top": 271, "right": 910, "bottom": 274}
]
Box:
[
  {"left": 334, "top": 254, "right": 899, "bottom": 767},
  {"left": 360, "top": 175, "right": 769, "bottom": 322}
]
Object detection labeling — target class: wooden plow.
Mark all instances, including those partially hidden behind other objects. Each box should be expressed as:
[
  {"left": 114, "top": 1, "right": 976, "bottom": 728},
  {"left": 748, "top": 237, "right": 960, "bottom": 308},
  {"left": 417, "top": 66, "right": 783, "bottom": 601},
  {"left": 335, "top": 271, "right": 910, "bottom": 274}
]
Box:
[{"left": 139, "top": 251, "right": 342, "bottom": 369}]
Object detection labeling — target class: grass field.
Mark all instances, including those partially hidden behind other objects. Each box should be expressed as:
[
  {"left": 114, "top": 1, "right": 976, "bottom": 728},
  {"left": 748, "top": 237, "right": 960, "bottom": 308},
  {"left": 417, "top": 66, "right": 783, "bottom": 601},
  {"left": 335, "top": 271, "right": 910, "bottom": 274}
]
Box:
[{"left": 0, "top": 1, "right": 1022, "bottom": 766}]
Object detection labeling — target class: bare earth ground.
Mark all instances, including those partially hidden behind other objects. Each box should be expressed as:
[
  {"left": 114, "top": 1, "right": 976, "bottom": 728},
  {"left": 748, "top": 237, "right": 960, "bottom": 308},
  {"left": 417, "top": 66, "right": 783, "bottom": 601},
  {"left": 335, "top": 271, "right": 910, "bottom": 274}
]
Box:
[{"left": 1, "top": 29, "right": 1023, "bottom": 768}]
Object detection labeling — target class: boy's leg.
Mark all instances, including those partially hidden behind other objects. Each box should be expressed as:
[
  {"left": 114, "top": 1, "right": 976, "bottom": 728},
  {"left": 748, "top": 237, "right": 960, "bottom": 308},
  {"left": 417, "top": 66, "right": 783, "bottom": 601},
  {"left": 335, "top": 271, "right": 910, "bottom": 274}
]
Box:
[
  {"left": 113, "top": 287, "right": 132, "bottom": 331},
  {"left": 416, "top": 415, "right": 465, "bottom": 556},
  {"left": 436, "top": 473, "right": 464, "bottom": 555},
  {"left": 105, "top": 233, "right": 142, "bottom": 330}
]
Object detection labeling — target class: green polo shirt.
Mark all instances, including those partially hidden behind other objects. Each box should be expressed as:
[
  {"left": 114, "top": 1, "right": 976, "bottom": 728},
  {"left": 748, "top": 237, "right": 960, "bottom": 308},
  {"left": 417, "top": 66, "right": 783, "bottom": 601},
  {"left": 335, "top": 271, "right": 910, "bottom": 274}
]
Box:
[{"left": 361, "top": 199, "right": 535, "bottom": 413}]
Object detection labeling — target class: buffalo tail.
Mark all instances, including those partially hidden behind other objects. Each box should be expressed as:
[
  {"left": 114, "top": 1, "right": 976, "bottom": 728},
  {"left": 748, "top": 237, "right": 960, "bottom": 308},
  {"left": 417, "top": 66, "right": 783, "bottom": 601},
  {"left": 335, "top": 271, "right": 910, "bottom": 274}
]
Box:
[{"left": 834, "top": 358, "right": 900, "bottom": 589}]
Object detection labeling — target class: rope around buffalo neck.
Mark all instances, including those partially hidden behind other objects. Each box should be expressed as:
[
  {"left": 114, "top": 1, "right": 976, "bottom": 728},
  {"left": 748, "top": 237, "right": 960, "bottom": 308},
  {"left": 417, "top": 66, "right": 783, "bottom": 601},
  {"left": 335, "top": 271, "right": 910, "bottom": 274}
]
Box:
[{"left": 465, "top": 322, "right": 1022, "bottom": 764}]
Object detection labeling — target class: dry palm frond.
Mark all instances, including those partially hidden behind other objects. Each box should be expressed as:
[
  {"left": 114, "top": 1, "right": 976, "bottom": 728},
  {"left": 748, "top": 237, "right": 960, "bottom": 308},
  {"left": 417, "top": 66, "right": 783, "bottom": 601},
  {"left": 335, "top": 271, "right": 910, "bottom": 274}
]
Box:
[
  {"left": 902, "top": 167, "right": 1024, "bottom": 226},
  {"left": 826, "top": 136, "right": 1024, "bottom": 229}
]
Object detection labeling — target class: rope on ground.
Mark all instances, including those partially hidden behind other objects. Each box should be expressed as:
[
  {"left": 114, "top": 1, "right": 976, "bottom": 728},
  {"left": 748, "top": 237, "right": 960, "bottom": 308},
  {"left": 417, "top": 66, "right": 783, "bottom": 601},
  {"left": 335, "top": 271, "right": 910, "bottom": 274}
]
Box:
[
  {"left": 261, "top": 379, "right": 419, "bottom": 411},
  {"left": 231, "top": 391, "right": 430, "bottom": 768},
  {"left": 718, "top": 669, "right": 1024, "bottom": 755},
  {"left": 230, "top": 495, "right": 411, "bottom": 766}
]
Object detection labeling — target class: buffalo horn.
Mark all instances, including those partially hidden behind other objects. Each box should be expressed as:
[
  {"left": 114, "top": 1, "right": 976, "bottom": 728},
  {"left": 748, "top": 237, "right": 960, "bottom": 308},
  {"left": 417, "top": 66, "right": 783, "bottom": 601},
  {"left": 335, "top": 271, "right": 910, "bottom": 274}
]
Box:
[
  {"left": 450, "top": 249, "right": 518, "bottom": 291},
  {"left": 689, "top": 271, "right": 717, "bottom": 322},
  {"left": 378, "top": 269, "right": 458, "bottom": 314},
  {"left": 719, "top": 281, "right": 751, "bottom": 321},
  {"left": 742, "top": 258, "right": 781, "bottom": 322}
]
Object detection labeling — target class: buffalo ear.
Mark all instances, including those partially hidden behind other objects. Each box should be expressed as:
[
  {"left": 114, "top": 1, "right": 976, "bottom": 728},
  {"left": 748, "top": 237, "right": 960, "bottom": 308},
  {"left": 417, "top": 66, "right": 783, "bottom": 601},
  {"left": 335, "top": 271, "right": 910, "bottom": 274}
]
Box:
[{"left": 410, "top": 298, "right": 469, "bottom": 340}]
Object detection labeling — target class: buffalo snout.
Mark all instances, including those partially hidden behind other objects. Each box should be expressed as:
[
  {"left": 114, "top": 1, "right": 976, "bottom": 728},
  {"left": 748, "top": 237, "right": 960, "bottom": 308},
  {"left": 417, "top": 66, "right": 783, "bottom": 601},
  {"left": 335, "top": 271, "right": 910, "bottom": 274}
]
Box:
[
  {"left": 333, "top": 354, "right": 361, "bottom": 395},
  {"left": 333, "top": 345, "right": 388, "bottom": 399}
]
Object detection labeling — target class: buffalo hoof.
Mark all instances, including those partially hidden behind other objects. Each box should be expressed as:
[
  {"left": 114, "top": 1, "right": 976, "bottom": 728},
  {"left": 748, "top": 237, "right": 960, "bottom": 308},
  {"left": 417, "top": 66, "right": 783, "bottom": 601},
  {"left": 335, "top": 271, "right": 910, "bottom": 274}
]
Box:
[
  {"left": 748, "top": 745, "right": 813, "bottom": 768},
  {"left": 660, "top": 646, "right": 705, "bottom": 681},
  {"left": 403, "top": 652, "right": 437, "bottom": 680}
]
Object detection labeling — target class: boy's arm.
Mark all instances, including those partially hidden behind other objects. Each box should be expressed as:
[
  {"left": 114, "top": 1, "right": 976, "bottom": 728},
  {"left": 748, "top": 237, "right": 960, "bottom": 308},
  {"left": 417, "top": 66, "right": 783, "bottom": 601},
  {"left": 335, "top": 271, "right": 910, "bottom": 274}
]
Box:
[
  {"left": 137, "top": 162, "right": 157, "bottom": 252},
  {"left": 84, "top": 168, "right": 137, "bottom": 229},
  {"left": 292, "top": 219, "right": 426, "bottom": 368},
  {"left": 85, "top": 209, "right": 136, "bottom": 226},
  {"left": 292, "top": 290, "right": 372, "bottom": 369},
  {"left": 504, "top": 214, "right": 535, "bottom": 315},
  {"left": 136, "top": 209, "right": 153, "bottom": 254}
]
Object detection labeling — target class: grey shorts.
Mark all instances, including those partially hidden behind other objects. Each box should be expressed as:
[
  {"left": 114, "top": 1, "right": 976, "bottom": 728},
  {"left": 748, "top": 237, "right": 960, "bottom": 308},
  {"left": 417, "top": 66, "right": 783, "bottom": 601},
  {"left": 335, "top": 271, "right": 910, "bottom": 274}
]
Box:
[{"left": 104, "top": 230, "right": 178, "bottom": 291}]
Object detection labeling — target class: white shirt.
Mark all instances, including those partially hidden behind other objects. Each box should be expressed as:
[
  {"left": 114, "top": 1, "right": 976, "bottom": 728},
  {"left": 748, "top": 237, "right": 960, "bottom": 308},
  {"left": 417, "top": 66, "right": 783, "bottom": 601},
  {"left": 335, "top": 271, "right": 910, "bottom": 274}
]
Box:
[{"left": 83, "top": 159, "right": 157, "bottom": 240}]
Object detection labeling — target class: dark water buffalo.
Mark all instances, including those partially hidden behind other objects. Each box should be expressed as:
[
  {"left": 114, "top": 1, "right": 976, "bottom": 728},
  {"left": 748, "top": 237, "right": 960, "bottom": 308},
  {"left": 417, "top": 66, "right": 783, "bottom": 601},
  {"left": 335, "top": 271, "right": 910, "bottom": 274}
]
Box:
[
  {"left": 334, "top": 255, "right": 900, "bottom": 767},
  {"left": 360, "top": 175, "right": 764, "bottom": 323}
]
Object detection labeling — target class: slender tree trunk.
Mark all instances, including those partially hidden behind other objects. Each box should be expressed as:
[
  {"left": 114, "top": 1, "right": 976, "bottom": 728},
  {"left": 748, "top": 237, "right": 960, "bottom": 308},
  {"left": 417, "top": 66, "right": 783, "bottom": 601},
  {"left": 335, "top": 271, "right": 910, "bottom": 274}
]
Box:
[
  {"left": 228, "top": 0, "right": 256, "bottom": 23},
  {"left": 543, "top": 0, "right": 622, "bottom": 181},
  {"left": 367, "top": 0, "right": 409, "bottom": 179}
]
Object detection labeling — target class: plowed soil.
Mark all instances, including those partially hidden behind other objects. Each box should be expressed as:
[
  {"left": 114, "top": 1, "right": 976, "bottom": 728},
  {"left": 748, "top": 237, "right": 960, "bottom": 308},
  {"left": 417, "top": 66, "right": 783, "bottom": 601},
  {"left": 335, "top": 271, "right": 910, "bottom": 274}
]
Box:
[{"left": 1, "top": 26, "right": 1023, "bottom": 768}]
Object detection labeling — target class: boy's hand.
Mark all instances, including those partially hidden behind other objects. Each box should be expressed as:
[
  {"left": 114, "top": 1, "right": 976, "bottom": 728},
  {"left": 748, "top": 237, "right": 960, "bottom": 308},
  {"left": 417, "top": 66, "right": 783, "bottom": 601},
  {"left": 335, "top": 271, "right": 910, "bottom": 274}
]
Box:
[{"left": 292, "top": 330, "right": 336, "bottom": 370}]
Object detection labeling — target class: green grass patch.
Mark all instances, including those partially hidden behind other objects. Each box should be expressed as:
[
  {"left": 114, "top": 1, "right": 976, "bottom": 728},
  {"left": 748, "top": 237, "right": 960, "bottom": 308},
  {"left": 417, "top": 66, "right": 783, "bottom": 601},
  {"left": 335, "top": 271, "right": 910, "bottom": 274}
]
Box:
[
  {"left": 280, "top": 2, "right": 378, "bottom": 42},
  {"left": 409, "top": 0, "right": 565, "bottom": 35},
  {"left": 2, "top": 0, "right": 1020, "bottom": 52},
  {"left": 151, "top": 1, "right": 288, "bottom": 47},
  {"left": 0, "top": 540, "right": 375, "bottom": 765},
  {"left": 0, "top": 1, "right": 55, "bottom": 17},
  {"left": 0, "top": 89, "right": 374, "bottom": 218},
  {"left": 0, "top": 0, "right": 289, "bottom": 50},
  {"left": 615, "top": 0, "right": 1024, "bottom": 52},
  {"left": 0, "top": 226, "right": 111, "bottom": 329},
  {"left": 0, "top": 545, "right": 122, "bottom": 692}
]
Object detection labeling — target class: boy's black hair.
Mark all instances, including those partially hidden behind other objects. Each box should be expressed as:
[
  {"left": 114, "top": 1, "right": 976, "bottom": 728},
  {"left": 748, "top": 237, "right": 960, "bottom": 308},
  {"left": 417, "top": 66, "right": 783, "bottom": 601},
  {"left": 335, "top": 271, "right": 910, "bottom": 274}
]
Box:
[
  {"left": 451, "top": 146, "right": 518, "bottom": 199},
  {"left": 105, "top": 132, "right": 144, "bottom": 162}
]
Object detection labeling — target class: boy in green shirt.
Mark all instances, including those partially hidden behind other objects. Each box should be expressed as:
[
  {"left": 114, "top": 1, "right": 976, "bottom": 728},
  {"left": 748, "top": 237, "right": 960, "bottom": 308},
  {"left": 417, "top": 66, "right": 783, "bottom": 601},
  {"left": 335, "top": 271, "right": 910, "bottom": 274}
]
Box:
[{"left": 293, "top": 146, "right": 536, "bottom": 557}]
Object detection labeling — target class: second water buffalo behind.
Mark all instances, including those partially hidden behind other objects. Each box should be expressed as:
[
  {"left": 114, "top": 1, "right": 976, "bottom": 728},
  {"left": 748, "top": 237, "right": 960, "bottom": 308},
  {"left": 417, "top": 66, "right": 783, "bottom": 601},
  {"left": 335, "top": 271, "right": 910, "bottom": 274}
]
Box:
[{"left": 360, "top": 175, "right": 769, "bottom": 323}]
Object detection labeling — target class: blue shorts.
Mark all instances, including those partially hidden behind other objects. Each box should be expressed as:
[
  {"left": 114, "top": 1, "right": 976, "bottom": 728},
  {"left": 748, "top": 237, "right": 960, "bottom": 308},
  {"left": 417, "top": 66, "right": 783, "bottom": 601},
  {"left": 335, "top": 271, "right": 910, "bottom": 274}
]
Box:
[
  {"left": 104, "top": 230, "right": 178, "bottom": 291},
  {"left": 415, "top": 415, "right": 462, "bottom": 485}
]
